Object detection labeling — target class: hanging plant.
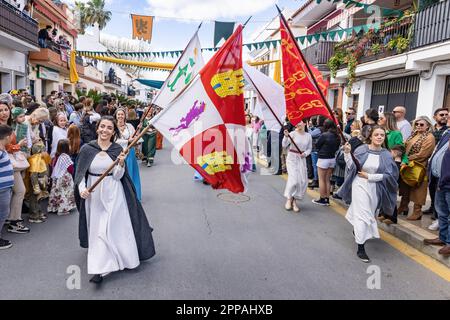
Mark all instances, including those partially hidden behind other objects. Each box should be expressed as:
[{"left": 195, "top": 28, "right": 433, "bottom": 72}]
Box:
[
  {"left": 327, "top": 50, "right": 346, "bottom": 78},
  {"left": 345, "top": 54, "right": 358, "bottom": 97}
]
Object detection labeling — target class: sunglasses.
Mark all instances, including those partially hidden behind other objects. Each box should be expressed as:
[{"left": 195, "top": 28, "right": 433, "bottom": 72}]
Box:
[
  {"left": 438, "top": 113, "right": 448, "bottom": 117},
  {"left": 346, "top": 112, "right": 354, "bottom": 115},
  {"left": 415, "top": 122, "right": 426, "bottom": 127}
]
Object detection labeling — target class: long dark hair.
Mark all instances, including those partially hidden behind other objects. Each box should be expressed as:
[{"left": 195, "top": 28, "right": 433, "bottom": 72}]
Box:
[
  {"left": 323, "top": 118, "right": 337, "bottom": 134},
  {"left": 56, "top": 139, "right": 70, "bottom": 157},
  {"left": 96, "top": 115, "right": 119, "bottom": 142}
]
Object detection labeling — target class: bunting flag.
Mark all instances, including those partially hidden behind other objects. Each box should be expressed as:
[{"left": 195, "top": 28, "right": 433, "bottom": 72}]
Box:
[
  {"left": 279, "top": 13, "right": 332, "bottom": 126},
  {"left": 214, "top": 21, "right": 235, "bottom": 47},
  {"left": 243, "top": 63, "right": 285, "bottom": 132},
  {"left": 151, "top": 25, "right": 250, "bottom": 193},
  {"left": 152, "top": 29, "right": 204, "bottom": 109},
  {"left": 132, "top": 14, "right": 154, "bottom": 42}
]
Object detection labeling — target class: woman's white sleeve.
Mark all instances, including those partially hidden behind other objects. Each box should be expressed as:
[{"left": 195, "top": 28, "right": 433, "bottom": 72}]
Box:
[
  {"left": 113, "top": 163, "right": 125, "bottom": 180},
  {"left": 282, "top": 135, "right": 291, "bottom": 149},
  {"left": 78, "top": 178, "right": 87, "bottom": 193},
  {"left": 368, "top": 173, "right": 384, "bottom": 182},
  {"left": 344, "top": 152, "right": 353, "bottom": 169},
  {"left": 303, "top": 135, "right": 312, "bottom": 157}
]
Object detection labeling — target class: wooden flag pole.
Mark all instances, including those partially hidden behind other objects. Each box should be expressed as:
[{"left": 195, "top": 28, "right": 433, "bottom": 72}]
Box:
[
  {"left": 276, "top": 5, "right": 362, "bottom": 171},
  {"left": 87, "top": 124, "right": 152, "bottom": 193},
  {"left": 244, "top": 69, "right": 305, "bottom": 155}
]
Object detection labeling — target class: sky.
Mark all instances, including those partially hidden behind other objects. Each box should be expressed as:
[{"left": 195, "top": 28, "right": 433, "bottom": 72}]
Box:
[{"left": 71, "top": 0, "right": 307, "bottom": 79}]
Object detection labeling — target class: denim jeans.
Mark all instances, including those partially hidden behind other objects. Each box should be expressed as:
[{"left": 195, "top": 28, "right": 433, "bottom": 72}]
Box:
[
  {"left": 311, "top": 151, "right": 318, "bottom": 181},
  {"left": 0, "top": 188, "right": 12, "bottom": 238},
  {"left": 436, "top": 189, "right": 450, "bottom": 244}
]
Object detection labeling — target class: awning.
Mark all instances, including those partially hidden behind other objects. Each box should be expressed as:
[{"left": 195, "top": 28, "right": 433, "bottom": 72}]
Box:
[{"left": 136, "top": 79, "right": 165, "bottom": 89}]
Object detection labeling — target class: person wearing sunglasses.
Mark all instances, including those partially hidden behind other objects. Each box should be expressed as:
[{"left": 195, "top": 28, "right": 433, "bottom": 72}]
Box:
[
  {"left": 344, "top": 107, "right": 356, "bottom": 135},
  {"left": 392, "top": 106, "right": 412, "bottom": 142},
  {"left": 398, "top": 116, "right": 435, "bottom": 220},
  {"left": 423, "top": 111, "right": 450, "bottom": 229},
  {"left": 432, "top": 108, "right": 449, "bottom": 144}
]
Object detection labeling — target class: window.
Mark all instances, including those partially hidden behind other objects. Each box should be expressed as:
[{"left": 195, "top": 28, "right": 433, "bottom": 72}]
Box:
[
  {"left": 444, "top": 76, "right": 450, "bottom": 110},
  {"left": 352, "top": 94, "right": 359, "bottom": 111}
]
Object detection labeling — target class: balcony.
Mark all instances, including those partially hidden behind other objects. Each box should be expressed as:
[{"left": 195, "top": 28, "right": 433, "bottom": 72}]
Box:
[
  {"left": 412, "top": 0, "right": 450, "bottom": 49},
  {"left": 303, "top": 41, "right": 336, "bottom": 70},
  {"left": 104, "top": 75, "right": 122, "bottom": 88},
  {"left": 29, "top": 48, "right": 69, "bottom": 72},
  {"left": 0, "top": 0, "right": 39, "bottom": 51}
]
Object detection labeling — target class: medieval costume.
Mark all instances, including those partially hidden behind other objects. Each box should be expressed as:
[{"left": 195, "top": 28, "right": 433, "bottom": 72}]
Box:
[
  {"left": 48, "top": 153, "right": 76, "bottom": 215},
  {"left": 337, "top": 144, "right": 398, "bottom": 245},
  {"left": 26, "top": 140, "right": 51, "bottom": 222},
  {"left": 282, "top": 131, "right": 312, "bottom": 201},
  {"left": 116, "top": 123, "right": 142, "bottom": 201},
  {"left": 74, "top": 141, "right": 155, "bottom": 276}
]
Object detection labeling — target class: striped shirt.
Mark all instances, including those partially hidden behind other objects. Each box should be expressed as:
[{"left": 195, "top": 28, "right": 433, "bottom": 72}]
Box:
[{"left": 0, "top": 150, "right": 14, "bottom": 190}]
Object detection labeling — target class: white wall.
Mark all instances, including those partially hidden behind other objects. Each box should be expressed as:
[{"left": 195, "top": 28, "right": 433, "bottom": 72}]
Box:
[
  {"left": 416, "top": 63, "right": 450, "bottom": 120},
  {"left": 0, "top": 47, "right": 26, "bottom": 74}
]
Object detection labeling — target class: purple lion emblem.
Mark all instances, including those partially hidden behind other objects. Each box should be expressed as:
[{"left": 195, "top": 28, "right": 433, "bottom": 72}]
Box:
[{"left": 169, "top": 100, "right": 206, "bottom": 136}]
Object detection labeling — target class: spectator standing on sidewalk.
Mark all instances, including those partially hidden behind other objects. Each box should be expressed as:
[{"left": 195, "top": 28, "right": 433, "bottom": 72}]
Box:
[
  {"left": 393, "top": 106, "right": 412, "bottom": 142},
  {"left": 398, "top": 116, "right": 435, "bottom": 221},
  {"left": 0, "top": 125, "right": 15, "bottom": 249},
  {"left": 423, "top": 108, "right": 449, "bottom": 219},
  {"left": 312, "top": 119, "right": 340, "bottom": 206},
  {"left": 425, "top": 123, "right": 449, "bottom": 231},
  {"left": 424, "top": 143, "right": 450, "bottom": 255}
]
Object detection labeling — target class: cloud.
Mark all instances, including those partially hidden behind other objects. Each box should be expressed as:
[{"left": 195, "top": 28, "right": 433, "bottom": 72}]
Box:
[{"left": 146, "top": 0, "right": 277, "bottom": 21}]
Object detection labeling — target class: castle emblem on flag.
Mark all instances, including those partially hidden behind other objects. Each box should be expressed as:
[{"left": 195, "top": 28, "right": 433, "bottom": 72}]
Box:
[
  {"left": 210, "top": 69, "right": 244, "bottom": 97},
  {"left": 197, "top": 151, "right": 233, "bottom": 175},
  {"left": 169, "top": 100, "right": 206, "bottom": 136}
]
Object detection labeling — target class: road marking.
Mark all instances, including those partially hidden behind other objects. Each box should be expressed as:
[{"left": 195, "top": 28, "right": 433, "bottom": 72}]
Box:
[{"left": 297, "top": 178, "right": 450, "bottom": 282}]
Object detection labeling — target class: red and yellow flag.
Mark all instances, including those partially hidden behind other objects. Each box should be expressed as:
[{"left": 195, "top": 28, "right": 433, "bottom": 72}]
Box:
[{"left": 279, "top": 17, "right": 332, "bottom": 125}]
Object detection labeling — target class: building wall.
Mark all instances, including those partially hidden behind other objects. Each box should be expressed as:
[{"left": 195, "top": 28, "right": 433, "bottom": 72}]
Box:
[{"left": 0, "top": 46, "right": 27, "bottom": 92}]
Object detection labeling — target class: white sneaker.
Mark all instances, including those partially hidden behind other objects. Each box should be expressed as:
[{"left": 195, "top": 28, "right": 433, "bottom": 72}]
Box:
[
  {"left": 285, "top": 199, "right": 292, "bottom": 211},
  {"left": 428, "top": 220, "right": 439, "bottom": 231}
]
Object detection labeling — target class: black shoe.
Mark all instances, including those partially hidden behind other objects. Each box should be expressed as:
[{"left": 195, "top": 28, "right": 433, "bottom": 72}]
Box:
[
  {"left": 357, "top": 249, "right": 371, "bottom": 263},
  {"left": 332, "top": 194, "right": 342, "bottom": 200},
  {"left": 0, "top": 238, "right": 13, "bottom": 250},
  {"left": 7, "top": 221, "right": 30, "bottom": 234},
  {"left": 312, "top": 198, "right": 330, "bottom": 206},
  {"left": 308, "top": 180, "right": 319, "bottom": 189},
  {"left": 89, "top": 274, "right": 103, "bottom": 284}
]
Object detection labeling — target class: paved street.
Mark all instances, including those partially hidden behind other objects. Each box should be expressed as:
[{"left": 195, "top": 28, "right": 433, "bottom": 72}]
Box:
[{"left": 1, "top": 146, "right": 450, "bottom": 299}]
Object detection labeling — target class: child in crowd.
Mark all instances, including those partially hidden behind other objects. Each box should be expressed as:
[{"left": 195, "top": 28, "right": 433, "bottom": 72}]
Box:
[
  {"left": 48, "top": 139, "right": 76, "bottom": 215},
  {"left": 0, "top": 125, "right": 15, "bottom": 249},
  {"left": 11, "top": 107, "right": 32, "bottom": 154}
]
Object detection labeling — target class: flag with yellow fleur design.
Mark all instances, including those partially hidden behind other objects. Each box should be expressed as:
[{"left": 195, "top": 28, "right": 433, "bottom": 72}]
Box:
[{"left": 151, "top": 25, "right": 250, "bottom": 193}]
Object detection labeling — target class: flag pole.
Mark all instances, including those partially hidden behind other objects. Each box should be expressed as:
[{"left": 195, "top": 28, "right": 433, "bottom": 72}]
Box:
[
  {"left": 276, "top": 5, "right": 362, "bottom": 171},
  {"left": 134, "top": 23, "right": 204, "bottom": 138},
  {"left": 244, "top": 69, "right": 305, "bottom": 155}
]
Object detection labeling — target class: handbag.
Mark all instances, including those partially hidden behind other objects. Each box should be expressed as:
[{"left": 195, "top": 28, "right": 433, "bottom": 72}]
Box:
[
  {"left": 8, "top": 151, "right": 30, "bottom": 171},
  {"left": 400, "top": 160, "right": 426, "bottom": 187}
]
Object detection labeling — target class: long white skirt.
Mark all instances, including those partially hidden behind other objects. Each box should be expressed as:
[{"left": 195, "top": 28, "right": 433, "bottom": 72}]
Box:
[
  {"left": 284, "top": 152, "right": 308, "bottom": 200},
  {"left": 345, "top": 176, "right": 380, "bottom": 244},
  {"left": 85, "top": 171, "right": 140, "bottom": 275}
]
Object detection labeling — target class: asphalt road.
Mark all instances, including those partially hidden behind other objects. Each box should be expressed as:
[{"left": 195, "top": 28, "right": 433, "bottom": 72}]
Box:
[{"left": 1, "top": 146, "right": 450, "bottom": 299}]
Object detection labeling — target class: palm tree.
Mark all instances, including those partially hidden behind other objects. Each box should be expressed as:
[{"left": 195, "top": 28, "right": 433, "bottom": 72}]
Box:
[
  {"left": 74, "top": 1, "right": 87, "bottom": 34},
  {"left": 84, "top": 0, "right": 112, "bottom": 30}
]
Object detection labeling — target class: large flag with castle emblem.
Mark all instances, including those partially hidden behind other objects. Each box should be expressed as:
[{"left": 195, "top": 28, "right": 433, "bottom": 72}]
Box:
[
  {"left": 151, "top": 25, "right": 250, "bottom": 193},
  {"left": 152, "top": 30, "right": 204, "bottom": 108},
  {"left": 279, "top": 16, "right": 332, "bottom": 126}
]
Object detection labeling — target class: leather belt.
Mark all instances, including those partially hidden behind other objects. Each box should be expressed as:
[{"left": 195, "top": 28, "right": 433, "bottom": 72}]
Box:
[{"left": 88, "top": 172, "right": 112, "bottom": 177}]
